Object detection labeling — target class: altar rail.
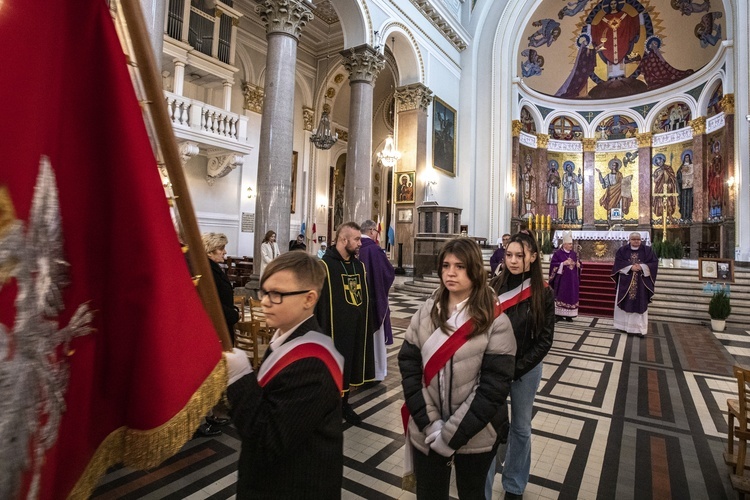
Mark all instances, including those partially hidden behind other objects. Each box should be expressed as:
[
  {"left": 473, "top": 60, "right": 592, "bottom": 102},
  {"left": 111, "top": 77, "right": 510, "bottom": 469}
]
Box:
[{"left": 552, "top": 230, "right": 651, "bottom": 247}]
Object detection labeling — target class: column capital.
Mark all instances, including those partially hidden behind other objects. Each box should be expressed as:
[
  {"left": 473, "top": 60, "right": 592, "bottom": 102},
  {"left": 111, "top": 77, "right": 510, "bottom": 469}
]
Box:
[
  {"left": 395, "top": 83, "right": 433, "bottom": 112},
  {"left": 582, "top": 138, "right": 597, "bottom": 152},
  {"left": 242, "top": 81, "right": 264, "bottom": 113},
  {"left": 341, "top": 44, "right": 385, "bottom": 85},
  {"left": 636, "top": 132, "right": 652, "bottom": 148},
  {"left": 255, "top": 0, "right": 313, "bottom": 39},
  {"left": 512, "top": 120, "right": 523, "bottom": 137},
  {"left": 535, "top": 133, "right": 549, "bottom": 148},
  {"left": 721, "top": 93, "right": 735, "bottom": 115},
  {"left": 302, "top": 106, "right": 314, "bottom": 131},
  {"left": 690, "top": 116, "right": 706, "bottom": 135}
]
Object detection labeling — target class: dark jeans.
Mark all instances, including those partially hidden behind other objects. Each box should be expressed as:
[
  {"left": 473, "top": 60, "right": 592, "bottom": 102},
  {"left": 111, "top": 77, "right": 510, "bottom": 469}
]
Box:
[{"left": 413, "top": 445, "right": 496, "bottom": 499}]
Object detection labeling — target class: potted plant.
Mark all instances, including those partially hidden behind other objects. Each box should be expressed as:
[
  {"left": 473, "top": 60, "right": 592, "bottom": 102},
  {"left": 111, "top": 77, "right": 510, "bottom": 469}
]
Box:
[
  {"left": 708, "top": 289, "right": 731, "bottom": 332},
  {"left": 672, "top": 238, "right": 684, "bottom": 268},
  {"left": 651, "top": 240, "right": 663, "bottom": 264},
  {"left": 653, "top": 240, "right": 673, "bottom": 268},
  {"left": 541, "top": 239, "right": 553, "bottom": 263}
]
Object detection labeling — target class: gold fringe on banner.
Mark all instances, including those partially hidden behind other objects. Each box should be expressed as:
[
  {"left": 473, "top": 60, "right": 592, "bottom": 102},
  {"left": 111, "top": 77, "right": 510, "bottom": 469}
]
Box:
[{"left": 67, "top": 358, "right": 227, "bottom": 500}]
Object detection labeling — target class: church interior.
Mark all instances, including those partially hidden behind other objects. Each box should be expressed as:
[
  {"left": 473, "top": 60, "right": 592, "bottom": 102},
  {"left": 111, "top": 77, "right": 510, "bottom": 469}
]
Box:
[{"left": 26, "top": 0, "right": 750, "bottom": 497}]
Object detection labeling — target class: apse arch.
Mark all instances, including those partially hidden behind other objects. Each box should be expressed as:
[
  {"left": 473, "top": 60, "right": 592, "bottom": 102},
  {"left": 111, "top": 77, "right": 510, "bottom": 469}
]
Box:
[
  {"left": 590, "top": 109, "right": 645, "bottom": 137},
  {"left": 378, "top": 22, "right": 424, "bottom": 85},
  {"left": 645, "top": 96, "right": 698, "bottom": 133},
  {"left": 516, "top": 100, "right": 542, "bottom": 133},
  {"left": 543, "top": 110, "right": 587, "bottom": 139},
  {"left": 234, "top": 44, "right": 256, "bottom": 84},
  {"left": 698, "top": 73, "right": 726, "bottom": 117},
  {"left": 328, "top": 0, "right": 370, "bottom": 48}
]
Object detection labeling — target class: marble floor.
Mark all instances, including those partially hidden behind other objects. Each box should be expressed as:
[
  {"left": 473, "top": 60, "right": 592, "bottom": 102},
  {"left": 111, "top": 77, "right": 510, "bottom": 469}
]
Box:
[{"left": 92, "top": 289, "right": 745, "bottom": 499}]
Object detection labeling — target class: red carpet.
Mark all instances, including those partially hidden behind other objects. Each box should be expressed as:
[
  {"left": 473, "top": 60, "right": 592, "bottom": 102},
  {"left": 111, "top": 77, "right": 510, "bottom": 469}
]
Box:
[{"left": 579, "top": 261, "right": 615, "bottom": 318}]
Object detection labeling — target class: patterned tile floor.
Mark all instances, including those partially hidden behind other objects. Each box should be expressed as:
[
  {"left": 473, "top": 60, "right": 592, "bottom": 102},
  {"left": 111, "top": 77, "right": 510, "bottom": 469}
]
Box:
[{"left": 92, "top": 289, "right": 745, "bottom": 499}]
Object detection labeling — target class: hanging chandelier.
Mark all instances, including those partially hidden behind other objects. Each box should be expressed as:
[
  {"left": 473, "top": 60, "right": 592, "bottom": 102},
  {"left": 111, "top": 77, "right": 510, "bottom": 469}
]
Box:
[
  {"left": 377, "top": 135, "right": 401, "bottom": 167},
  {"left": 310, "top": 22, "right": 338, "bottom": 150}
]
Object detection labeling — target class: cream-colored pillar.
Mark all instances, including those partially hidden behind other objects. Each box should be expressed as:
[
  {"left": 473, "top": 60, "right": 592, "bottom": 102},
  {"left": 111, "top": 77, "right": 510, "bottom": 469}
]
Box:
[{"left": 394, "top": 83, "right": 433, "bottom": 268}]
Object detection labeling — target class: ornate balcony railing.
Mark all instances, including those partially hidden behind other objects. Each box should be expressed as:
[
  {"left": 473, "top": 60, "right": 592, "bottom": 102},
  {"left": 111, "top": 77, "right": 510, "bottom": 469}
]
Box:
[{"left": 165, "top": 91, "right": 250, "bottom": 152}]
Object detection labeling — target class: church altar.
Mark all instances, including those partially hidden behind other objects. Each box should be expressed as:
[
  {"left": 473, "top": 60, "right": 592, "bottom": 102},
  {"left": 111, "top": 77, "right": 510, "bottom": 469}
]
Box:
[{"left": 551, "top": 230, "right": 651, "bottom": 261}]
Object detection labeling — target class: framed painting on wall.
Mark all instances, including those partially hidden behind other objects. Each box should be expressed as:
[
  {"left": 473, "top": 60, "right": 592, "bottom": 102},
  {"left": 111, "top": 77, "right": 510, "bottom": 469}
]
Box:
[
  {"left": 397, "top": 208, "right": 413, "bottom": 223},
  {"left": 699, "top": 258, "right": 734, "bottom": 283},
  {"left": 432, "top": 97, "right": 456, "bottom": 176},
  {"left": 395, "top": 171, "right": 415, "bottom": 204}
]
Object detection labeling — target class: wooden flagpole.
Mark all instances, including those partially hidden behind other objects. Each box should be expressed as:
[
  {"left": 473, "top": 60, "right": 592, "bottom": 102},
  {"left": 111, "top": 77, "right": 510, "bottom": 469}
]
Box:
[{"left": 118, "top": 0, "right": 233, "bottom": 351}]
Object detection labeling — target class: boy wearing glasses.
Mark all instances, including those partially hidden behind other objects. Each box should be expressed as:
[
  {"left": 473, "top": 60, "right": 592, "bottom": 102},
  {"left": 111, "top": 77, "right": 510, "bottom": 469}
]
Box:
[{"left": 224, "top": 251, "right": 344, "bottom": 499}]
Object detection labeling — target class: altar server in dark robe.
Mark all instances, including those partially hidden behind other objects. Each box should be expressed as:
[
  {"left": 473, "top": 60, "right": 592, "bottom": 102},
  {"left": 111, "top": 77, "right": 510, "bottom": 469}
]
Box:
[
  {"left": 611, "top": 232, "right": 658, "bottom": 337},
  {"left": 548, "top": 231, "right": 581, "bottom": 322},
  {"left": 358, "top": 220, "right": 395, "bottom": 383},
  {"left": 316, "top": 222, "right": 374, "bottom": 425}
]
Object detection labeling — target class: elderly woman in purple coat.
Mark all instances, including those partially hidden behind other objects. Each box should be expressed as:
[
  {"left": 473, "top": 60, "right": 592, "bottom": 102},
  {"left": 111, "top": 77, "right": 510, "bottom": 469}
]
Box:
[{"left": 548, "top": 231, "right": 581, "bottom": 322}]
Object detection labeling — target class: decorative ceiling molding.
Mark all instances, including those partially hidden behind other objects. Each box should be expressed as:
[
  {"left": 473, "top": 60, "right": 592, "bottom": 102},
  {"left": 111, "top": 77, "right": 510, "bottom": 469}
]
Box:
[{"left": 408, "top": 0, "right": 467, "bottom": 51}]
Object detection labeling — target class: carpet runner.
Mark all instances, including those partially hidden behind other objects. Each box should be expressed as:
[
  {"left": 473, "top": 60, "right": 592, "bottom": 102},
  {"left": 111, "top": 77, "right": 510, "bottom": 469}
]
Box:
[{"left": 579, "top": 261, "right": 616, "bottom": 318}]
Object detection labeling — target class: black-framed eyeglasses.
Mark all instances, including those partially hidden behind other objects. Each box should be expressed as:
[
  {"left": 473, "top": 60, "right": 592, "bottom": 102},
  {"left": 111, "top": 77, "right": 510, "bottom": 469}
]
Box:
[{"left": 258, "top": 289, "right": 311, "bottom": 304}]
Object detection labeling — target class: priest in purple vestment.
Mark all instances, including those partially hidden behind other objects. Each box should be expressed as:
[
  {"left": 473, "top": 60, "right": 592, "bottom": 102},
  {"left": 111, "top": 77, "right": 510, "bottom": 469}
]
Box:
[
  {"left": 490, "top": 233, "right": 511, "bottom": 276},
  {"left": 548, "top": 232, "right": 581, "bottom": 322},
  {"left": 359, "top": 220, "right": 395, "bottom": 382},
  {"left": 611, "top": 232, "right": 658, "bottom": 337}
]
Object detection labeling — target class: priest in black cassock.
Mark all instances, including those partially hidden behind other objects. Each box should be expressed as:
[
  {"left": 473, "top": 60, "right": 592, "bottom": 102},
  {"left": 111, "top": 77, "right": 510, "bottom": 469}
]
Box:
[
  {"left": 316, "top": 221, "right": 374, "bottom": 425},
  {"left": 611, "top": 232, "right": 658, "bottom": 337}
]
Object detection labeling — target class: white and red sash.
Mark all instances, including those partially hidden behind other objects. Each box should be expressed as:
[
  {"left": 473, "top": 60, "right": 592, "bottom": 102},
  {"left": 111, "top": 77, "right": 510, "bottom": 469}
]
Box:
[
  {"left": 257, "top": 332, "right": 344, "bottom": 392},
  {"left": 498, "top": 278, "right": 548, "bottom": 310},
  {"left": 400, "top": 301, "right": 502, "bottom": 484},
  {"left": 401, "top": 301, "right": 503, "bottom": 431}
]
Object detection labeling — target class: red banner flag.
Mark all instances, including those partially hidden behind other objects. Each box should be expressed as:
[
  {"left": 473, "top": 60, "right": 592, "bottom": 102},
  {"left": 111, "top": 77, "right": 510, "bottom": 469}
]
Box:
[{"left": 0, "top": 1, "right": 225, "bottom": 499}]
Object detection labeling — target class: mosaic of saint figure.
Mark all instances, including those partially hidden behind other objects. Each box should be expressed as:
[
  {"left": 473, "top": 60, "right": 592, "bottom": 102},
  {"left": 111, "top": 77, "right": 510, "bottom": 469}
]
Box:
[
  {"left": 527, "top": 18, "right": 562, "bottom": 47},
  {"left": 708, "top": 140, "right": 724, "bottom": 218},
  {"left": 671, "top": 0, "right": 710, "bottom": 16},
  {"left": 695, "top": 12, "right": 723, "bottom": 47},
  {"left": 652, "top": 153, "right": 678, "bottom": 219},
  {"left": 546, "top": 160, "right": 561, "bottom": 219},
  {"left": 562, "top": 161, "right": 583, "bottom": 223},
  {"left": 521, "top": 48, "right": 545, "bottom": 78},
  {"left": 635, "top": 37, "right": 694, "bottom": 90},
  {"left": 521, "top": 153, "right": 536, "bottom": 216},
  {"left": 597, "top": 156, "right": 629, "bottom": 215},
  {"left": 555, "top": 33, "right": 598, "bottom": 99},
  {"left": 676, "top": 149, "right": 694, "bottom": 220},
  {"left": 590, "top": 0, "right": 640, "bottom": 80}
]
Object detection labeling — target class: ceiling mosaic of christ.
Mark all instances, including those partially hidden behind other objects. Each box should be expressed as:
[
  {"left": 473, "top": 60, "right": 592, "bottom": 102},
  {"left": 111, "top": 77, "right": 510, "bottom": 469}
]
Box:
[{"left": 518, "top": 0, "right": 725, "bottom": 99}]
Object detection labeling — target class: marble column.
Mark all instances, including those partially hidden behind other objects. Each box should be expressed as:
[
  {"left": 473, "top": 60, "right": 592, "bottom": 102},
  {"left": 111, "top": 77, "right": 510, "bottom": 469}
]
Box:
[
  {"left": 689, "top": 117, "right": 707, "bottom": 258},
  {"left": 395, "top": 83, "right": 432, "bottom": 268},
  {"left": 511, "top": 121, "right": 522, "bottom": 226},
  {"left": 721, "top": 94, "right": 736, "bottom": 258},
  {"left": 140, "top": 0, "right": 166, "bottom": 67},
  {"left": 536, "top": 134, "right": 549, "bottom": 219},
  {"left": 341, "top": 44, "right": 385, "bottom": 225},
  {"left": 582, "top": 138, "right": 596, "bottom": 229},
  {"left": 636, "top": 132, "right": 652, "bottom": 231},
  {"left": 254, "top": 0, "right": 313, "bottom": 261}
]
